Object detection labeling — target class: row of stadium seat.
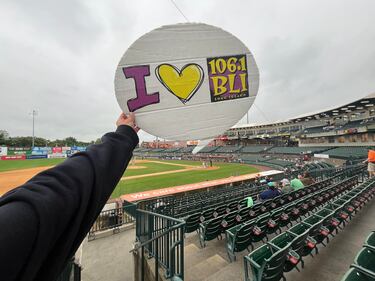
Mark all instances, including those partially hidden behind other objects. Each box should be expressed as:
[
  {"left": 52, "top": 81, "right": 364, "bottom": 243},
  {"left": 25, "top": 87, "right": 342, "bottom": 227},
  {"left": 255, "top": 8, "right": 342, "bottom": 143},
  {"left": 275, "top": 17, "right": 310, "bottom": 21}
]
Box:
[
  {"left": 243, "top": 177, "right": 375, "bottom": 281},
  {"left": 144, "top": 182, "right": 269, "bottom": 217},
  {"left": 341, "top": 231, "right": 375, "bottom": 281},
  {"left": 225, "top": 176, "right": 357, "bottom": 261},
  {"left": 186, "top": 166, "right": 362, "bottom": 236},
  {"left": 198, "top": 176, "right": 339, "bottom": 248}
]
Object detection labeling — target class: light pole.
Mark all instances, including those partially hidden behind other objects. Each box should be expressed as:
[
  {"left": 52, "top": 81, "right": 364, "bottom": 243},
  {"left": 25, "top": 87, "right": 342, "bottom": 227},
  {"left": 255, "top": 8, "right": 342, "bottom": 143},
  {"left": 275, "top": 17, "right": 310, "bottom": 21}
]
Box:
[{"left": 31, "top": 110, "right": 38, "bottom": 148}]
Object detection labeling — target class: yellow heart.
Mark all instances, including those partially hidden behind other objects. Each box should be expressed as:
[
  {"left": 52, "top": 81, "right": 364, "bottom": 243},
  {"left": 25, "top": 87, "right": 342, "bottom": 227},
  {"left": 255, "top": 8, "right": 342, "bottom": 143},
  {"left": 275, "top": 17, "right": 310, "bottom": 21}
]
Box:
[{"left": 156, "top": 63, "right": 204, "bottom": 103}]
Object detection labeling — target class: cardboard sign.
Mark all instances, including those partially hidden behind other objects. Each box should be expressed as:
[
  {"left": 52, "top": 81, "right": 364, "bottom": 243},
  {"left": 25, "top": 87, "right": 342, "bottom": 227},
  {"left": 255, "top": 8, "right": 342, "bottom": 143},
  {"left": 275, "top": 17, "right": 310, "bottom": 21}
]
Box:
[{"left": 115, "top": 23, "right": 259, "bottom": 141}]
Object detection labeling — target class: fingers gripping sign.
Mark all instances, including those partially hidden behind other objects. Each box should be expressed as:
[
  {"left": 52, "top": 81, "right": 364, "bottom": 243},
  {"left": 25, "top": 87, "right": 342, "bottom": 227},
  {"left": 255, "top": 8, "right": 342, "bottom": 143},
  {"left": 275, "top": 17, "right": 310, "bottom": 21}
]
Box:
[{"left": 116, "top": 113, "right": 139, "bottom": 132}]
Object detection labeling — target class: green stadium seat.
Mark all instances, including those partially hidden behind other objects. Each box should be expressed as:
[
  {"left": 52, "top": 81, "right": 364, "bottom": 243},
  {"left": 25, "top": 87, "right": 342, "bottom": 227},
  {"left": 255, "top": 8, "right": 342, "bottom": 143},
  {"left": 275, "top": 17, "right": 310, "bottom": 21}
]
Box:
[
  {"left": 287, "top": 223, "right": 317, "bottom": 257},
  {"left": 221, "top": 211, "right": 237, "bottom": 232},
  {"left": 236, "top": 206, "right": 252, "bottom": 223},
  {"left": 267, "top": 208, "right": 283, "bottom": 235},
  {"left": 244, "top": 243, "right": 289, "bottom": 281},
  {"left": 315, "top": 208, "right": 337, "bottom": 241},
  {"left": 226, "top": 220, "right": 255, "bottom": 262},
  {"left": 184, "top": 213, "right": 202, "bottom": 233},
  {"left": 341, "top": 267, "right": 375, "bottom": 281},
  {"left": 268, "top": 232, "right": 304, "bottom": 272},
  {"left": 302, "top": 215, "right": 327, "bottom": 253},
  {"left": 364, "top": 232, "right": 375, "bottom": 251},
  {"left": 198, "top": 217, "right": 222, "bottom": 247},
  {"left": 249, "top": 213, "right": 271, "bottom": 244},
  {"left": 352, "top": 248, "right": 375, "bottom": 275}
]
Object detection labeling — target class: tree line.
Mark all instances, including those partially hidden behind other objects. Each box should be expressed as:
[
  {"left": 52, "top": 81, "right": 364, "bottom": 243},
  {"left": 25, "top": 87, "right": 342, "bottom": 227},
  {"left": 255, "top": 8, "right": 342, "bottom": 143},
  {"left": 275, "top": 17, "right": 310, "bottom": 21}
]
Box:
[{"left": 0, "top": 130, "right": 101, "bottom": 147}]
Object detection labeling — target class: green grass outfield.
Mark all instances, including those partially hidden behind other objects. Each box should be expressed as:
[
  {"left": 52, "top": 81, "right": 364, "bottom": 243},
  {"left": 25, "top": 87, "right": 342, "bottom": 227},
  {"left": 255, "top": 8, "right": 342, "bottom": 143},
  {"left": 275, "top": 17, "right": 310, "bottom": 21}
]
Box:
[
  {"left": 0, "top": 158, "right": 65, "bottom": 172},
  {"left": 112, "top": 161, "right": 258, "bottom": 198},
  {"left": 0, "top": 158, "right": 259, "bottom": 198}
]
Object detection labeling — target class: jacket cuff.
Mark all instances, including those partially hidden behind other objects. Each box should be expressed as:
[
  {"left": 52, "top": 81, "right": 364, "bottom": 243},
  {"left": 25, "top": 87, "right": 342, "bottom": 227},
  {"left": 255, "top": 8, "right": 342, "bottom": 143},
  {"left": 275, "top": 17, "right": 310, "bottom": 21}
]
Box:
[{"left": 115, "top": 125, "right": 139, "bottom": 149}]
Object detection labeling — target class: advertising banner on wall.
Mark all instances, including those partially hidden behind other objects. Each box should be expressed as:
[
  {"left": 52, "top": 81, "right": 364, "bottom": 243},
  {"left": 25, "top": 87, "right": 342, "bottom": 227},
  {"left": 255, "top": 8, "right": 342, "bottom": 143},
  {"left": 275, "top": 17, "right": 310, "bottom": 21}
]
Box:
[
  {"left": 26, "top": 155, "right": 48, "bottom": 160},
  {"left": 32, "top": 147, "right": 52, "bottom": 155},
  {"left": 48, "top": 153, "right": 67, "bottom": 159},
  {"left": 1, "top": 155, "right": 26, "bottom": 160},
  {"left": 0, "top": 147, "right": 8, "bottom": 156},
  {"left": 52, "top": 147, "right": 63, "bottom": 154}
]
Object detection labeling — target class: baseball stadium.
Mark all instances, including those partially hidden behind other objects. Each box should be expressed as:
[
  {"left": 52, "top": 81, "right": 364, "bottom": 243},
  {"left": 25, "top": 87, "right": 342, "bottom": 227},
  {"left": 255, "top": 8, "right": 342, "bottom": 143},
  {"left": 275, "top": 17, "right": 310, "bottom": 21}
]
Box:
[
  {"left": 2, "top": 2, "right": 375, "bottom": 281},
  {"left": 1, "top": 93, "right": 375, "bottom": 281}
]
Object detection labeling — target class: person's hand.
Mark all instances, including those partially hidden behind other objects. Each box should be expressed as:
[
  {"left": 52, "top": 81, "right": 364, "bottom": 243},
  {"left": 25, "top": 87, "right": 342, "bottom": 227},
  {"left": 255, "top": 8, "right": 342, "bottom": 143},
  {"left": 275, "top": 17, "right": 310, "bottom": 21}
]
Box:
[{"left": 116, "top": 113, "right": 140, "bottom": 133}]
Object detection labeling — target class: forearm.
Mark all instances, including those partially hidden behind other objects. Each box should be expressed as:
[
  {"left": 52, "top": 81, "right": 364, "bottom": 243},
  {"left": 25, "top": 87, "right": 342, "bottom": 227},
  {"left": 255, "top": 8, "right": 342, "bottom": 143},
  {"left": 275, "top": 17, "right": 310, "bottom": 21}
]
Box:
[{"left": 0, "top": 125, "right": 139, "bottom": 281}]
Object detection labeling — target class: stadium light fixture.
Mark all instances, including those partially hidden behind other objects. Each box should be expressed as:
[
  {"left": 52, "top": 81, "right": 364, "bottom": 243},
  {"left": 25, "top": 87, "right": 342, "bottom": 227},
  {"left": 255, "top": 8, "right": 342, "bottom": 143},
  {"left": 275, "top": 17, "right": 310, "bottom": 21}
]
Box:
[
  {"left": 361, "top": 100, "right": 370, "bottom": 103},
  {"left": 365, "top": 104, "right": 374, "bottom": 107},
  {"left": 29, "top": 109, "right": 38, "bottom": 148},
  {"left": 357, "top": 106, "right": 364, "bottom": 110},
  {"left": 341, "top": 107, "right": 348, "bottom": 110}
]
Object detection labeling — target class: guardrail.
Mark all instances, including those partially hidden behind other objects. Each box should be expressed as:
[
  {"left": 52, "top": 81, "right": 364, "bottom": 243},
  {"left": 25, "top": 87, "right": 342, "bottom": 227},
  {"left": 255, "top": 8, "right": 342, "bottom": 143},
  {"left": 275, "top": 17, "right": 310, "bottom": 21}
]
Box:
[
  {"left": 88, "top": 206, "right": 135, "bottom": 237},
  {"left": 133, "top": 209, "right": 185, "bottom": 280}
]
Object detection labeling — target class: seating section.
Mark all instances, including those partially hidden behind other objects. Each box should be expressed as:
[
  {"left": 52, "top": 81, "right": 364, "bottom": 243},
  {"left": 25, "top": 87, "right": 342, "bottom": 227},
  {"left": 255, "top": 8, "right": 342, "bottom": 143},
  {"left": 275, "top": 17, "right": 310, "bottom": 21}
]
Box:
[
  {"left": 241, "top": 146, "right": 272, "bottom": 153},
  {"left": 215, "top": 145, "right": 242, "bottom": 153},
  {"left": 341, "top": 230, "right": 375, "bottom": 280},
  {"left": 268, "top": 146, "right": 330, "bottom": 155},
  {"left": 162, "top": 147, "right": 182, "bottom": 153},
  {"left": 179, "top": 146, "right": 196, "bottom": 153},
  {"left": 324, "top": 147, "right": 370, "bottom": 159},
  {"left": 242, "top": 176, "right": 375, "bottom": 281},
  {"left": 142, "top": 181, "right": 269, "bottom": 219},
  {"left": 226, "top": 175, "right": 357, "bottom": 261},
  {"left": 265, "top": 159, "right": 294, "bottom": 168},
  {"left": 198, "top": 146, "right": 219, "bottom": 153}
]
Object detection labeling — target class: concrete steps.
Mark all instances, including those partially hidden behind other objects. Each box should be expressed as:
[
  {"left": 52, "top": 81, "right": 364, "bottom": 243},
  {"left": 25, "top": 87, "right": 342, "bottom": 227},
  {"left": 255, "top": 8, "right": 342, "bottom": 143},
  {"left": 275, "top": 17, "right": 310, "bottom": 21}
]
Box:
[{"left": 185, "top": 254, "right": 227, "bottom": 281}]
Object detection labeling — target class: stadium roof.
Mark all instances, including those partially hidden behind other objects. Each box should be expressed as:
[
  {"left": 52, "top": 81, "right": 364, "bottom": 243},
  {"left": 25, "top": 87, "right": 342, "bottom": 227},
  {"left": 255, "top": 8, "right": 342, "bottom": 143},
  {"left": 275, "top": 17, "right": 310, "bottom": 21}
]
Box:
[{"left": 232, "top": 92, "right": 375, "bottom": 129}]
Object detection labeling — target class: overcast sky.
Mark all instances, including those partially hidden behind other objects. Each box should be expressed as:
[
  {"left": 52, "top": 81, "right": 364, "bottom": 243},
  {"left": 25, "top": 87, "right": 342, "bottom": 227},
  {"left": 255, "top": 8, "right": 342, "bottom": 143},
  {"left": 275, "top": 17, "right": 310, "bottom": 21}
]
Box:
[{"left": 1, "top": 0, "right": 374, "bottom": 142}]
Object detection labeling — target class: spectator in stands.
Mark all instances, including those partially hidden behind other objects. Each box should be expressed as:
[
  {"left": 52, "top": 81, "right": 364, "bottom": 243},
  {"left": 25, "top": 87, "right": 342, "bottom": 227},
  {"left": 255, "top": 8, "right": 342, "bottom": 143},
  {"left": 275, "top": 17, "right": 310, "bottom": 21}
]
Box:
[
  {"left": 290, "top": 176, "right": 305, "bottom": 191},
  {"left": 300, "top": 171, "right": 315, "bottom": 186},
  {"left": 245, "top": 195, "right": 254, "bottom": 207},
  {"left": 280, "top": 179, "right": 293, "bottom": 194},
  {"left": 0, "top": 113, "right": 139, "bottom": 281},
  {"left": 364, "top": 149, "right": 375, "bottom": 178},
  {"left": 258, "top": 182, "right": 281, "bottom": 200}
]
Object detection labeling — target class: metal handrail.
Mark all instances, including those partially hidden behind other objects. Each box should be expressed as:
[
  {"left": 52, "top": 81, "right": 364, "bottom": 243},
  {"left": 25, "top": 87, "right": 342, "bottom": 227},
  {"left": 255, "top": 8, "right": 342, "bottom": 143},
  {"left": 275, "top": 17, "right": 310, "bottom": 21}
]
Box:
[{"left": 130, "top": 221, "right": 185, "bottom": 253}]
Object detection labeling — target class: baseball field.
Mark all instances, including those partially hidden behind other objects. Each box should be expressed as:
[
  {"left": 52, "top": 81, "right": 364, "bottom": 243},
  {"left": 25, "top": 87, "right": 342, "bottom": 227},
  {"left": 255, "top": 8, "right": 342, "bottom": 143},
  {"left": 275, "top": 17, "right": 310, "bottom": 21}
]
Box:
[{"left": 0, "top": 158, "right": 259, "bottom": 198}]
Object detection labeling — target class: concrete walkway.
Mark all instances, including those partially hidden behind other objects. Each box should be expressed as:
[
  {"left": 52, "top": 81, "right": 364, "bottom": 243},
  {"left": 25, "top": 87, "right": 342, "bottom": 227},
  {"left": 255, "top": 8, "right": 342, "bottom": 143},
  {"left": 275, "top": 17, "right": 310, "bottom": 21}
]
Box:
[{"left": 81, "top": 228, "right": 135, "bottom": 281}]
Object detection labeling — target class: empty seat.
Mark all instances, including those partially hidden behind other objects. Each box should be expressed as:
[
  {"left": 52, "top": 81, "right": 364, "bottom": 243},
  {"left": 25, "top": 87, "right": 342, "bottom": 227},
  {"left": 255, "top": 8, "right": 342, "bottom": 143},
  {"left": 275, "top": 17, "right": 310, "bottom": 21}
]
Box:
[
  {"left": 226, "top": 220, "right": 255, "bottom": 262},
  {"left": 268, "top": 232, "right": 304, "bottom": 272},
  {"left": 199, "top": 217, "right": 222, "bottom": 247},
  {"left": 184, "top": 212, "right": 202, "bottom": 233},
  {"left": 364, "top": 232, "right": 375, "bottom": 250},
  {"left": 221, "top": 211, "right": 237, "bottom": 232},
  {"left": 249, "top": 213, "right": 271, "bottom": 244},
  {"left": 288, "top": 223, "right": 317, "bottom": 257},
  {"left": 353, "top": 248, "right": 375, "bottom": 275},
  {"left": 341, "top": 267, "right": 375, "bottom": 281},
  {"left": 244, "top": 243, "right": 289, "bottom": 281}
]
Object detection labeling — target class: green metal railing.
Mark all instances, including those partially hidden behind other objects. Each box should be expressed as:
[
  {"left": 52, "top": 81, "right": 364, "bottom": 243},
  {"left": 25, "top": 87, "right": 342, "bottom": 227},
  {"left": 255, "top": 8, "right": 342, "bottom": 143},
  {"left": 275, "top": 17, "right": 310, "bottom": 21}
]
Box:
[{"left": 134, "top": 209, "right": 185, "bottom": 280}]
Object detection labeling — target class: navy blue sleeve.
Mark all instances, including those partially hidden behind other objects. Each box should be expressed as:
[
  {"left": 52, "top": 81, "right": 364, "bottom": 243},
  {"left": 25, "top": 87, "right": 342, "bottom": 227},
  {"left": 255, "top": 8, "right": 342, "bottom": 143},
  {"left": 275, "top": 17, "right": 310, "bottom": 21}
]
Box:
[{"left": 0, "top": 125, "right": 139, "bottom": 281}]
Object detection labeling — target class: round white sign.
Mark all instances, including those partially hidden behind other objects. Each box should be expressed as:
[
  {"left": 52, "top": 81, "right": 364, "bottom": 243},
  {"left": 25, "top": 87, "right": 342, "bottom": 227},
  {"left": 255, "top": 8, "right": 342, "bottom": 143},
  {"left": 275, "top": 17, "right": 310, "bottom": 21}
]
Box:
[{"left": 115, "top": 23, "right": 259, "bottom": 141}]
